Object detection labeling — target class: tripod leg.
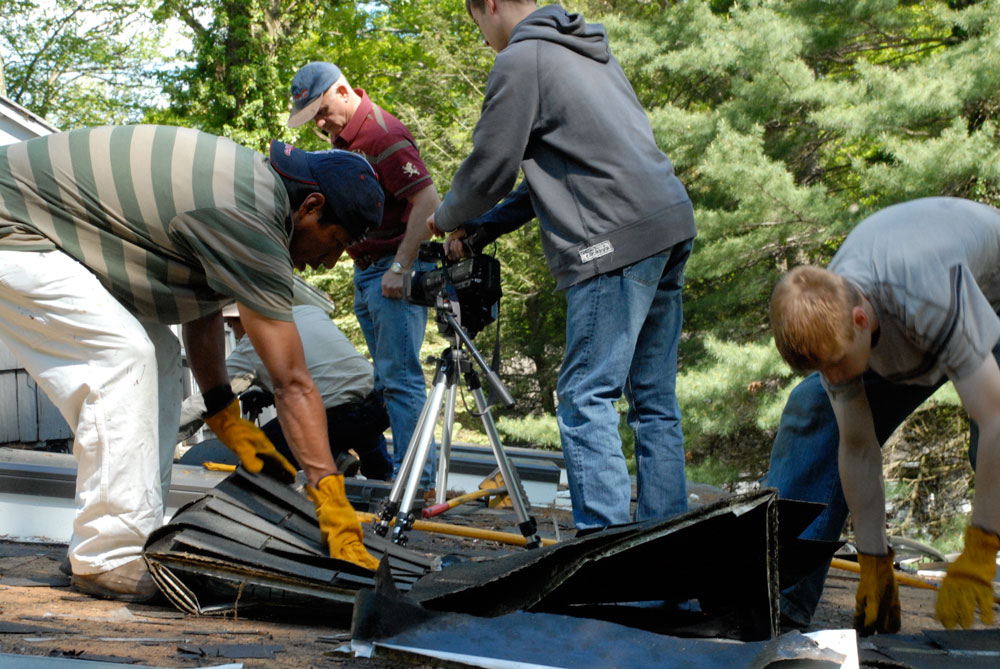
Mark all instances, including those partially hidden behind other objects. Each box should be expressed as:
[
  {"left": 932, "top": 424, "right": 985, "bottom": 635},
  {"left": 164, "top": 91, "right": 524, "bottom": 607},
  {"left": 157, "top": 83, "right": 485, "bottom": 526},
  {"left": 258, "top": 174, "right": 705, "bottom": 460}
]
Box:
[
  {"left": 375, "top": 358, "right": 446, "bottom": 538},
  {"left": 435, "top": 379, "right": 459, "bottom": 505},
  {"left": 390, "top": 377, "right": 449, "bottom": 545},
  {"left": 469, "top": 385, "right": 542, "bottom": 549}
]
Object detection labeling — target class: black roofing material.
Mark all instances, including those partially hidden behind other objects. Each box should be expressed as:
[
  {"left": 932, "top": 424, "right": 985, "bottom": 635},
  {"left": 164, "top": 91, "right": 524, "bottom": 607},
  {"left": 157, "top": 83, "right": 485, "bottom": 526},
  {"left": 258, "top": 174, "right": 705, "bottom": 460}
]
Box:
[
  {"left": 407, "top": 490, "right": 835, "bottom": 641},
  {"left": 859, "top": 629, "right": 1000, "bottom": 669},
  {"left": 352, "top": 559, "right": 848, "bottom": 668},
  {"left": 176, "top": 642, "right": 284, "bottom": 659},
  {"left": 143, "top": 467, "right": 437, "bottom": 617},
  {"left": 0, "top": 621, "right": 70, "bottom": 635},
  {"left": 48, "top": 650, "right": 144, "bottom": 664}
]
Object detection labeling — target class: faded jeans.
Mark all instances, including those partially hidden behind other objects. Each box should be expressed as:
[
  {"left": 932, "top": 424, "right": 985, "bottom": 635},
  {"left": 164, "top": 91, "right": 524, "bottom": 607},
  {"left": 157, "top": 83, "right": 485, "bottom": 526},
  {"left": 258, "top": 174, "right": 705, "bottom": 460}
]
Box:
[
  {"left": 765, "top": 337, "right": 998, "bottom": 625},
  {"left": 354, "top": 255, "right": 436, "bottom": 484},
  {"left": 557, "top": 239, "right": 693, "bottom": 530}
]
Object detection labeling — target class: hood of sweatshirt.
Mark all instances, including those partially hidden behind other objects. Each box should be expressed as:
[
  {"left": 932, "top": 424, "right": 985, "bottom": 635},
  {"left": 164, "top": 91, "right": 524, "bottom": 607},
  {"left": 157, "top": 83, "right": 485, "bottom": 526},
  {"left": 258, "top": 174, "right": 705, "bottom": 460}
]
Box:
[{"left": 507, "top": 4, "right": 609, "bottom": 63}]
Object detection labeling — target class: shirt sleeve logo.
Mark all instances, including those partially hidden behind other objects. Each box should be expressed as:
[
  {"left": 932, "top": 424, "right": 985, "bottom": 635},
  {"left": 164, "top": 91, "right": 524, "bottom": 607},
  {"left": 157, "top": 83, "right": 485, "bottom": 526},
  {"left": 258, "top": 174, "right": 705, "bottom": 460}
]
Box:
[{"left": 402, "top": 162, "right": 420, "bottom": 178}]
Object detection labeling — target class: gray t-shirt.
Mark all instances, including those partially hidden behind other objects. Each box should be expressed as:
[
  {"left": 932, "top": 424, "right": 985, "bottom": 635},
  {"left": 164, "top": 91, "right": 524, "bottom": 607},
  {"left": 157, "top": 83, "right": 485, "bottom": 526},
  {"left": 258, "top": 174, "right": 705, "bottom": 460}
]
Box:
[
  {"left": 176, "top": 304, "right": 375, "bottom": 442},
  {"left": 823, "top": 197, "right": 1000, "bottom": 400},
  {"left": 225, "top": 305, "right": 373, "bottom": 408}
]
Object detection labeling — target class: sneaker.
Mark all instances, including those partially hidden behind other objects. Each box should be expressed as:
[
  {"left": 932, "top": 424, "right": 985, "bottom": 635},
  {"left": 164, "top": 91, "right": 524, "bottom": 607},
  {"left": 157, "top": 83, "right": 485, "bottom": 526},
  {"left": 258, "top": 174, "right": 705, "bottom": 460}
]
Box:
[
  {"left": 335, "top": 451, "right": 361, "bottom": 477},
  {"left": 71, "top": 558, "right": 158, "bottom": 602}
]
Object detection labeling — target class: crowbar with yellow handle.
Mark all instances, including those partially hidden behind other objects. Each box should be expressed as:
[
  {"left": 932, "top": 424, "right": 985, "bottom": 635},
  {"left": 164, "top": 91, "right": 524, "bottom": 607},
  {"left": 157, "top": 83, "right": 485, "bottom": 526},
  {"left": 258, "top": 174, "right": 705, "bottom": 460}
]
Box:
[
  {"left": 421, "top": 486, "right": 508, "bottom": 519},
  {"left": 202, "top": 462, "right": 237, "bottom": 472},
  {"left": 830, "top": 557, "right": 1000, "bottom": 605},
  {"left": 199, "top": 463, "right": 554, "bottom": 547},
  {"left": 358, "top": 511, "right": 557, "bottom": 547}
]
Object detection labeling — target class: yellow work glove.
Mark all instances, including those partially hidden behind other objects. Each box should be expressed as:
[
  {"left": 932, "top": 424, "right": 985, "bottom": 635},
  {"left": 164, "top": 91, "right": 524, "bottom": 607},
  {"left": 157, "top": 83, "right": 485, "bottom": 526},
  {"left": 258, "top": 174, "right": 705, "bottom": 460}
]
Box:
[
  {"left": 854, "top": 549, "right": 901, "bottom": 636},
  {"left": 935, "top": 525, "right": 999, "bottom": 629},
  {"left": 203, "top": 398, "right": 297, "bottom": 484},
  {"left": 306, "top": 474, "right": 380, "bottom": 570}
]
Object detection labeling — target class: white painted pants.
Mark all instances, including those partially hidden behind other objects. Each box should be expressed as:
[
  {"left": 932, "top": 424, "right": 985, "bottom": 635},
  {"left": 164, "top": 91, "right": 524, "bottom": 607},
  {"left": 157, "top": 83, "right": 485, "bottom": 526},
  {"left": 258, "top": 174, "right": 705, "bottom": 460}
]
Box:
[{"left": 0, "top": 250, "right": 182, "bottom": 574}]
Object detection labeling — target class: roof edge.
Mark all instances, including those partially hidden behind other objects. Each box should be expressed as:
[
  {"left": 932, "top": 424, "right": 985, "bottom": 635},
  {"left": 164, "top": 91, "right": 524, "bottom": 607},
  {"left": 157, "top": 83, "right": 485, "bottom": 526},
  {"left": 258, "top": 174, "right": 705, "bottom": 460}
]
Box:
[{"left": 0, "top": 94, "right": 59, "bottom": 134}]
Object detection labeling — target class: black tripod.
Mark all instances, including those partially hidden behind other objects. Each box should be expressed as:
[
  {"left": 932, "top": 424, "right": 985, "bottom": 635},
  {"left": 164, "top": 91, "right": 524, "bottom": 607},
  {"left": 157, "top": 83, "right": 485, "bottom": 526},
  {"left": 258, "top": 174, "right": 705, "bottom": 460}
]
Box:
[{"left": 373, "top": 297, "right": 541, "bottom": 548}]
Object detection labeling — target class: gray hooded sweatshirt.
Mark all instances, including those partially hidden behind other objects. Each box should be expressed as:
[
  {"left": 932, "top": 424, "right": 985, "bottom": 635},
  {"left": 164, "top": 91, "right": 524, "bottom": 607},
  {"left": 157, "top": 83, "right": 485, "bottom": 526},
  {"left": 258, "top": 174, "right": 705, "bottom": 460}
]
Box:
[{"left": 434, "top": 4, "right": 696, "bottom": 290}]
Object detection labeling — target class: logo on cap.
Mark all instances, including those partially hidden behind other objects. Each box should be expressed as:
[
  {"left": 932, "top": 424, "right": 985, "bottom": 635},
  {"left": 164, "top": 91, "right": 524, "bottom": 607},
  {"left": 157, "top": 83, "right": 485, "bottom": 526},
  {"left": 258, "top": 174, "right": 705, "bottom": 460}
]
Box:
[
  {"left": 293, "top": 88, "right": 309, "bottom": 101},
  {"left": 284, "top": 145, "right": 294, "bottom": 156}
]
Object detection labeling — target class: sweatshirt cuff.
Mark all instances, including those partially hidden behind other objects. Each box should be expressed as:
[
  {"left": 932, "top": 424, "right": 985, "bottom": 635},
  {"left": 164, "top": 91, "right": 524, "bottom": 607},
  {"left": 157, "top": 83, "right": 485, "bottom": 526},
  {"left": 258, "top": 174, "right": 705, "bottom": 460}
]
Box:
[{"left": 433, "top": 201, "right": 460, "bottom": 233}]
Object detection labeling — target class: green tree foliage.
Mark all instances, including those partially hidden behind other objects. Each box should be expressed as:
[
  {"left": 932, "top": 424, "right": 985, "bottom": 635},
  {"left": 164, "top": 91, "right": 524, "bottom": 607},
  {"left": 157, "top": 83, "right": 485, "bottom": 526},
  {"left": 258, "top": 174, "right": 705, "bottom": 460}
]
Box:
[
  {"left": 598, "top": 0, "right": 1000, "bottom": 344},
  {"left": 479, "top": 228, "right": 566, "bottom": 416},
  {"left": 150, "top": 0, "right": 326, "bottom": 150},
  {"left": 571, "top": 0, "right": 1000, "bottom": 478},
  {"left": 0, "top": 0, "right": 167, "bottom": 128}
]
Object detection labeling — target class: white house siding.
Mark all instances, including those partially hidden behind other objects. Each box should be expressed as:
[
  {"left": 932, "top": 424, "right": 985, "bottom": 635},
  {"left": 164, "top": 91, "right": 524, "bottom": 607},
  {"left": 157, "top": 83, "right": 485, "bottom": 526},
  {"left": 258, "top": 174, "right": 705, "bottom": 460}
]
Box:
[{"left": 0, "top": 97, "right": 72, "bottom": 446}]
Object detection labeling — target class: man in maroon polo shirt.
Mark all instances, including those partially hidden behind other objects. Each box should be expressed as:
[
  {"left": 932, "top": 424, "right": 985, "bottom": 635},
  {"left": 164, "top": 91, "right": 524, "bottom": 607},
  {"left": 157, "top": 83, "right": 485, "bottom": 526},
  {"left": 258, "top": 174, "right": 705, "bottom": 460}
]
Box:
[{"left": 288, "top": 62, "right": 439, "bottom": 482}]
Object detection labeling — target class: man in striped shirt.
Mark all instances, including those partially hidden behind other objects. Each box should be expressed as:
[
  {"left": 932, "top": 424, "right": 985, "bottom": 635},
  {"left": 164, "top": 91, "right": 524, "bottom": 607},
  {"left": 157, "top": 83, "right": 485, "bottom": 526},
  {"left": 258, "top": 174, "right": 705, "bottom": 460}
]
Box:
[
  {"left": 288, "top": 62, "right": 440, "bottom": 483},
  {"left": 0, "top": 125, "right": 383, "bottom": 601}
]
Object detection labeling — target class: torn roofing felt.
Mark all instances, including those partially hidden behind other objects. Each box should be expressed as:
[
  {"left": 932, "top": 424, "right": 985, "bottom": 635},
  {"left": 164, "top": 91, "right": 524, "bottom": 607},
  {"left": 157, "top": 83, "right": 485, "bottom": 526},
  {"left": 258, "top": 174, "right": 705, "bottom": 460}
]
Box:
[
  {"left": 407, "top": 489, "right": 838, "bottom": 641},
  {"left": 143, "top": 467, "right": 438, "bottom": 617},
  {"left": 352, "top": 550, "right": 850, "bottom": 668}
]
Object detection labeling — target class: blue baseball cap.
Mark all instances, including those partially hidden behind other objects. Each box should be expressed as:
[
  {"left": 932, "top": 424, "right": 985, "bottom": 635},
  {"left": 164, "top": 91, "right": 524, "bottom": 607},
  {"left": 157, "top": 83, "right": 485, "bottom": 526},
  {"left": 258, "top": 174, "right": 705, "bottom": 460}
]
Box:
[
  {"left": 269, "top": 140, "right": 383, "bottom": 241},
  {"left": 288, "top": 62, "right": 342, "bottom": 128}
]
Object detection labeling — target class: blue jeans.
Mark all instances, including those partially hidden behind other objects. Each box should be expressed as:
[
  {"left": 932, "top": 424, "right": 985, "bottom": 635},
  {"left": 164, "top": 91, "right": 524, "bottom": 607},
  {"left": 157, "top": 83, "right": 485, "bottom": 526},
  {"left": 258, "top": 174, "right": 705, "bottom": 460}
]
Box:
[
  {"left": 354, "top": 256, "right": 436, "bottom": 483},
  {"left": 765, "top": 334, "right": 999, "bottom": 625},
  {"left": 557, "top": 240, "right": 693, "bottom": 529}
]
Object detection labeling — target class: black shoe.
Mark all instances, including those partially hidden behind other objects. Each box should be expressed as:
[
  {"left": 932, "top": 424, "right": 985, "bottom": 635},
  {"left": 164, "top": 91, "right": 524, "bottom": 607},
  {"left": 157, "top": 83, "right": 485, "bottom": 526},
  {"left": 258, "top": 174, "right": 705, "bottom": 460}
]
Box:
[{"left": 336, "top": 451, "right": 361, "bottom": 477}]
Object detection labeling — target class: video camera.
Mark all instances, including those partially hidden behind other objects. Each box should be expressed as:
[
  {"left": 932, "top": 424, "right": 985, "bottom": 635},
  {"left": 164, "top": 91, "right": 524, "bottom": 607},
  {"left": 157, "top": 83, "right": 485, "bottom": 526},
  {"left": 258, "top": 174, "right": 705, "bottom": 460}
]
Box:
[{"left": 403, "top": 241, "right": 501, "bottom": 337}]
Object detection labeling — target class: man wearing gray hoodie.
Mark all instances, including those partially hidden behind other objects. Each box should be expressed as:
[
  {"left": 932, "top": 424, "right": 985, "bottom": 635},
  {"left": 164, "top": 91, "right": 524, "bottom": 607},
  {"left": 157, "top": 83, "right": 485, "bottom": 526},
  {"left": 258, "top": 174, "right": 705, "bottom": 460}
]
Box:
[{"left": 428, "top": 0, "right": 697, "bottom": 531}]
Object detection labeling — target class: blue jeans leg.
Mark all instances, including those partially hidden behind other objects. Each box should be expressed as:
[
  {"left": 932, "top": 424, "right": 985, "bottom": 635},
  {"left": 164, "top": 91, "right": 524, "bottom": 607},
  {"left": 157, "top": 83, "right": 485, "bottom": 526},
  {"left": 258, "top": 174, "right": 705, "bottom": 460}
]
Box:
[
  {"left": 628, "top": 240, "right": 692, "bottom": 522},
  {"left": 557, "top": 240, "right": 693, "bottom": 530},
  {"left": 766, "top": 370, "right": 939, "bottom": 625},
  {"left": 354, "top": 257, "right": 436, "bottom": 484},
  {"left": 357, "top": 434, "right": 393, "bottom": 481}
]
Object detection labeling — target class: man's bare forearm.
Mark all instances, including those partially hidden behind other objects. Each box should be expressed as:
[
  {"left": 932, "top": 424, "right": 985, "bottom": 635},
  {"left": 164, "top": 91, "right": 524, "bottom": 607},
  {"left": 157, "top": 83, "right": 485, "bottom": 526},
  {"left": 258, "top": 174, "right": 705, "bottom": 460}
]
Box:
[
  {"left": 839, "top": 436, "right": 889, "bottom": 554},
  {"left": 273, "top": 381, "right": 335, "bottom": 486},
  {"left": 394, "top": 185, "right": 439, "bottom": 268},
  {"left": 830, "top": 388, "right": 888, "bottom": 554},
  {"left": 971, "top": 419, "right": 1000, "bottom": 534},
  {"left": 953, "top": 356, "right": 1000, "bottom": 535}
]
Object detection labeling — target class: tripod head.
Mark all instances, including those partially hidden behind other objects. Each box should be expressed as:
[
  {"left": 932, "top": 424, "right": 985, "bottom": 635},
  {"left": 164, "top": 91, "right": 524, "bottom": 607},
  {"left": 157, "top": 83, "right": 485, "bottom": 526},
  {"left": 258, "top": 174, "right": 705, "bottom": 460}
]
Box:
[{"left": 436, "top": 306, "right": 515, "bottom": 410}]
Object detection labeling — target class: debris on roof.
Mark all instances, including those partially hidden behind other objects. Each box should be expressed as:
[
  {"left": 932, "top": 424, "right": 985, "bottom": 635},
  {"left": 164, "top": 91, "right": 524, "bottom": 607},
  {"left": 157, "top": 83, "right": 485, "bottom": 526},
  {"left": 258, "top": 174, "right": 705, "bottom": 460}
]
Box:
[
  {"left": 145, "top": 476, "right": 837, "bottom": 643},
  {"left": 860, "top": 628, "right": 1000, "bottom": 669},
  {"left": 408, "top": 489, "right": 839, "bottom": 641},
  {"left": 143, "top": 468, "right": 437, "bottom": 617},
  {"left": 347, "top": 553, "right": 857, "bottom": 668}
]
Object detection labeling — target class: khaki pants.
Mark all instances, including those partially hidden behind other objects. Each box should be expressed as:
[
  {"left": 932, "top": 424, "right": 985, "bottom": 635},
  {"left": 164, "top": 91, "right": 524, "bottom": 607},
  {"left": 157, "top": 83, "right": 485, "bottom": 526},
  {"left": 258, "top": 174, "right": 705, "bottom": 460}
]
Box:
[{"left": 0, "top": 250, "right": 182, "bottom": 574}]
